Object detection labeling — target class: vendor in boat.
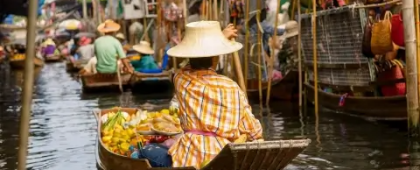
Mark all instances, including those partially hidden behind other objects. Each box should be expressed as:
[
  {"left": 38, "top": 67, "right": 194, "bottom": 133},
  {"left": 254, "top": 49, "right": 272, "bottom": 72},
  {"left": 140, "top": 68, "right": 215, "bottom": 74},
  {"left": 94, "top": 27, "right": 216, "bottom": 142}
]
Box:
[
  {"left": 138, "top": 21, "right": 263, "bottom": 168},
  {"left": 115, "top": 33, "right": 131, "bottom": 53},
  {"left": 81, "top": 20, "right": 134, "bottom": 74},
  {"left": 131, "top": 41, "right": 160, "bottom": 72},
  {"left": 41, "top": 37, "right": 57, "bottom": 58}
]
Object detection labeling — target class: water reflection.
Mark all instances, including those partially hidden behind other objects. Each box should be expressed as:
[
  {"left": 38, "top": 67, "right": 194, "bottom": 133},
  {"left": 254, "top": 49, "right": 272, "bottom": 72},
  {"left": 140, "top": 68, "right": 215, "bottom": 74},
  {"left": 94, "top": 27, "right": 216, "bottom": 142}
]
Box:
[{"left": 0, "top": 62, "right": 418, "bottom": 170}]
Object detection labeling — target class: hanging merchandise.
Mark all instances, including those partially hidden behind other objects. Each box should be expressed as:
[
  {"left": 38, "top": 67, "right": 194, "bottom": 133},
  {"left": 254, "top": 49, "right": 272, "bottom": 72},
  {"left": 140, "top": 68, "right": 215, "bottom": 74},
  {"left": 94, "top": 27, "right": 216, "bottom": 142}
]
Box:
[
  {"left": 124, "top": 0, "right": 147, "bottom": 19},
  {"left": 362, "top": 17, "right": 375, "bottom": 58},
  {"left": 144, "top": 0, "right": 158, "bottom": 17},
  {"left": 229, "top": 0, "right": 244, "bottom": 23},
  {"left": 371, "top": 11, "right": 393, "bottom": 55},
  {"left": 391, "top": 12, "right": 404, "bottom": 47},
  {"left": 163, "top": 1, "right": 183, "bottom": 22}
]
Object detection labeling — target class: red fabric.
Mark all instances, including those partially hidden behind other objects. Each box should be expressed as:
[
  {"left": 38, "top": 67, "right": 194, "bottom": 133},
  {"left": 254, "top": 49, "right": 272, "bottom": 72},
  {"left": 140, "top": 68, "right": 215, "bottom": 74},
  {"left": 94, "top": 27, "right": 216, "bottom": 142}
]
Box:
[
  {"left": 378, "top": 65, "right": 406, "bottom": 96},
  {"left": 391, "top": 13, "right": 405, "bottom": 47}
]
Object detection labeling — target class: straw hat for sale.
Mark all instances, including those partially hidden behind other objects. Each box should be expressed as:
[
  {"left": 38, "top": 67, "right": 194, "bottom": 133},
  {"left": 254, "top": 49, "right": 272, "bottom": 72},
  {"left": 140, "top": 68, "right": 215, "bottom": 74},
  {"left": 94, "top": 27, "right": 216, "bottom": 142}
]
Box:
[
  {"left": 115, "top": 33, "right": 125, "bottom": 40},
  {"left": 97, "top": 20, "right": 121, "bottom": 33},
  {"left": 283, "top": 21, "right": 298, "bottom": 39},
  {"left": 133, "top": 41, "right": 155, "bottom": 54},
  {"left": 167, "top": 21, "right": 243, "bottom": 58}
]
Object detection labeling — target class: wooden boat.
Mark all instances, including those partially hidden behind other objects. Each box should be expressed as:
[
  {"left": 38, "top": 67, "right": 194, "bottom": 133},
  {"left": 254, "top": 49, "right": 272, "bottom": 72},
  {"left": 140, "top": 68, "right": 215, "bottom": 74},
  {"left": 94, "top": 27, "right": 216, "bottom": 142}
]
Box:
[
  {"left": 66, "top": 60, "right": 83, "bottom": 72},
  {"left": 305, "top": 83, "right": 407, "bottom": 120},
  {"left": 80, "top": 72, "right": 132, "bottom": 92},
  {"left": 9, "top": 54, "right": 44, "bottom": 69},
  {"left": 130, "top": 71, "right": 174, "bottom": 95},
  {"left": 44, "top": 54, "right": 62, "bottom": 62},
  {"left": 247, "top": 70, "right": 300, "bottom": 101},
  {"left": 94, "top": 108, "right": 311, "bottom": 170}
]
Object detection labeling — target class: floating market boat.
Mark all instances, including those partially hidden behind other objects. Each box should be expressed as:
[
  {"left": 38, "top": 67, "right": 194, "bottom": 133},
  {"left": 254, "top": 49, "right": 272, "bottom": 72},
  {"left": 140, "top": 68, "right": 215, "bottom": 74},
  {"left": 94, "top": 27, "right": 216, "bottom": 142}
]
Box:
[
  {"left": 9, "top": 54, "right": 44, "bottom": 69},
  {"left": 130, "top": 71, "right": 174, "bottom": 95},
  {"left": 305, "top": 83, "right": 407, "bottom": 120},
  {"left": 66, "top": 60, "right": 83, "bottom": 72},
  {"left": 94, "top": 107, "right": 311, "bottom": 170},
  {"left": 44, "top": 54, "right": 62, "bottom": 62},
  {"left": 247, "top": 70, "right": 300, "bottom": 101},
  {"left": 80, "top": 73, "right": 132, "bottom": 92}
]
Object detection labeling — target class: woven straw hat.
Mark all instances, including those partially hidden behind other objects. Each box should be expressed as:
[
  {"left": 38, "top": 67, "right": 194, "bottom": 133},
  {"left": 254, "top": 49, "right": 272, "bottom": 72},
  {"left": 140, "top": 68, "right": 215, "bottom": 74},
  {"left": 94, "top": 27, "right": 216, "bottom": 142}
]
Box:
[
  {"left": 167, "top": 21, "right": 243, "bottom": 58},
  {"left": 97, "top": 20, "right": 121, "bottom": 33},
  {"left": 116, "top": 33, "right": 125, "bottom": 40},
  {"left": 283, "top": 21, "right": 298, "bottom": 39},
  {"left": 133, "top": 41, "right": 155, "bottom": 54}
]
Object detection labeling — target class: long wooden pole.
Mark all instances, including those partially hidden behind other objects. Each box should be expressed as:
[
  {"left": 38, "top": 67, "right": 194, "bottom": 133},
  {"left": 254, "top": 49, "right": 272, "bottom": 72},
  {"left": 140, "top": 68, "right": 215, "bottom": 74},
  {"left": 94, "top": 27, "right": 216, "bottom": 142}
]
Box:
[
  {"left": 402, "top": 0, "right": 420, "bottom": 136},
  {"left": 243, "top": 0, "right": 250, "bottom": 89},
  {"left": 83, "top": 0, "right": 88, "bottom": 19},
  {"left": 298, "top": 0, "right": 303, "bottom": 108},
  {"left": 415, "top": 0, "right": 420, "bottom": 116},
  {"left": 266, "top": 0, "right": 282, "bottom": 105},
  {"left": 312, "top": 0, "right": 318, "bottom": 114},
  {"left": 257, "top": 0, "right": 263, "bottom": 105},
  {"left": 17, "top": 0, "right": 38, "bottom": 169}
]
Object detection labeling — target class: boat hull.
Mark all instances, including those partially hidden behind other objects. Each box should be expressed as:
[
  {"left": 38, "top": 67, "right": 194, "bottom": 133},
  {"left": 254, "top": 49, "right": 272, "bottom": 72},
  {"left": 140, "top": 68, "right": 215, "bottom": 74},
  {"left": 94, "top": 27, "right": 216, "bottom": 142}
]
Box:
[
  {"left": 130, "top": 71, "right": 174, "bottom": 97},
  {"left": 81, "top": 73, "right": 132, "bottom": 93},
  {"left": 9, "top": 57, "right": 44, "bottom": 69},
  {"left": 66, "top": 61, "right": 83, "bottom": 72},
  {"left": 44, "top": 55, "right": 62, "bottom": 62},
  {"left": 305, "top": 83, "right": 407, "bottom": 120},
  {"left": 247, "top": 70, "right": 300, "bottom": 101}
]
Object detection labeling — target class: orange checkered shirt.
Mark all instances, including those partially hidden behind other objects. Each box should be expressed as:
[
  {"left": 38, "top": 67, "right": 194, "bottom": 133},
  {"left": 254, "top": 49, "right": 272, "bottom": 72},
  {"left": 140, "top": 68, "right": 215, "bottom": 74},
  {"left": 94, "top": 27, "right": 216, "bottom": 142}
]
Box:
[{"left": 168, "top": 68, "right": 263, "bottom": 168}]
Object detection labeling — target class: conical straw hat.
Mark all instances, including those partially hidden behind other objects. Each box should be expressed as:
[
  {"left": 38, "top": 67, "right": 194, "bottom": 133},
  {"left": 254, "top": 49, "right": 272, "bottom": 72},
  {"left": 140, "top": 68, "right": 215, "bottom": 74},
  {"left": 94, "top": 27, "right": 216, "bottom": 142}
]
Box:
[
  {"left": 133, "top": 41, "right": 155, "bottom": 54},
  {"left": 97, "top": 20, "right": 121, "bottom": 33},
  {"left": 167, "top": 21, "right": 243, "bottom": 58}
]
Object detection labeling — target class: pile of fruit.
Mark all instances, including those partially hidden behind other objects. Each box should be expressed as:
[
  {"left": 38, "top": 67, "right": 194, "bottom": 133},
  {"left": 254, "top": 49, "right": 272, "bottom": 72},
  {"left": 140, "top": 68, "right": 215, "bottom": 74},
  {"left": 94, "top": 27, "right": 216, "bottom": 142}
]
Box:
[
  {"left": 100, "top": 107, "right": 182, "bottom": 157},
  {"left": 11, "top": 54, "right": 25, "bottom": 61}
]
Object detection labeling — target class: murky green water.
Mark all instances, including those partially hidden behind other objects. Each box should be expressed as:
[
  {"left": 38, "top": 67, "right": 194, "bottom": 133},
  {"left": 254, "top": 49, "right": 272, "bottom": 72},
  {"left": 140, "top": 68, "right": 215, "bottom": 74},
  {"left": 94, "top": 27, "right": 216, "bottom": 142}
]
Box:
[{"left": 0, "top": 62, "right": 418, "bottom": 170}]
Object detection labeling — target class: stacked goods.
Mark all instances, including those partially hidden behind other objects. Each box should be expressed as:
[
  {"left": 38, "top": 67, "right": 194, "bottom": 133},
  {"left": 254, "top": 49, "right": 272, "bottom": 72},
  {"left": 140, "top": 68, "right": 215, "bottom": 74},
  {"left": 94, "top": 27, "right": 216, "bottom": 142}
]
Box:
[
  {"left": 10, "top": 54, "right": 25, "bottom": 61},
  {"left": 100, "top": 107, "right": 182, "bottom": 158}
]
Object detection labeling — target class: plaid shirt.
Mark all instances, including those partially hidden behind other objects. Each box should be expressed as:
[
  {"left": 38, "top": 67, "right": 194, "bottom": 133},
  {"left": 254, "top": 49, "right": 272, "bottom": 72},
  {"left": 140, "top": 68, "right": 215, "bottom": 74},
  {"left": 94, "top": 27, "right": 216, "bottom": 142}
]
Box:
[{"left": 169, "top": 68, "right": 263, "bottom": 168}]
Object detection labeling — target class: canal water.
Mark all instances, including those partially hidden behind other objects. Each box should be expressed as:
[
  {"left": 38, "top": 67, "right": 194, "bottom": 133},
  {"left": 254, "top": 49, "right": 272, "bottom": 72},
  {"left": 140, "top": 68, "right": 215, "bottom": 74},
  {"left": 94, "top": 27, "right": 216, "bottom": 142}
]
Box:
[{"left": 0, "top": 62, "right": 418, "bottom": 170}]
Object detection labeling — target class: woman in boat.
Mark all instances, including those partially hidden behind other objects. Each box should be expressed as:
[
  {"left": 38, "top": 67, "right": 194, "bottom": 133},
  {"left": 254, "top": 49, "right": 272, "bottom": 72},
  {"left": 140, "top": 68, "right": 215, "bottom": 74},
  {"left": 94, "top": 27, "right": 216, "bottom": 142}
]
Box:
[
  {"left": 138, "top": 21, "right": 263, "bottom": 168},
  {"left": 131, "top": 41, "right": 160, "bottom": 72},
  {"left": 41, "top": 37, "right": 57, "bottom": 58},
  {"left": 81, "top": 20, "right": 133, "bottom": 74}
]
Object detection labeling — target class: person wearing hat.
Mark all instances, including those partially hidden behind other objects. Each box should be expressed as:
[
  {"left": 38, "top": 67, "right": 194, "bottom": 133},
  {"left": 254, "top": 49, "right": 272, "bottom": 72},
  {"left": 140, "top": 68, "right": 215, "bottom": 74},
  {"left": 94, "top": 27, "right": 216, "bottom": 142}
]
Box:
[
  {"left": 136, "top": 21, "right": 263, "bottom": 168},
  {"left": 72, "top": 36, "right": 94, "bottom": 65},
  {"left": 91, "top": 20, "right": 133, "bottom": 74},
  {"left": 130, "top": 41, "right": 159, "bottom": 71},
  {"left": 271, "top": 21, "right": 299, "bottom": 78}
]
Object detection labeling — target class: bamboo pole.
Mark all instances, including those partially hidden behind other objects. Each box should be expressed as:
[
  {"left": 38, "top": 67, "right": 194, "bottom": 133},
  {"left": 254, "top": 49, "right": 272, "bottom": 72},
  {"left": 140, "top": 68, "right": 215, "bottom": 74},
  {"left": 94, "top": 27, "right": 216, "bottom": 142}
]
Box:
[
  {"left": 402, "top": 0, "right": 420, "bottom": 136},
  {"left": 312, "top": 0, "right": 318, "bottom": 115},
  {"left": 143, "top": 18, "right": 150, "bottom": 42},
  {"left": 257, "top": 0, "right": 263, "bottom": 105},
  {"left": 183, "top": 0, "right": 188, "bottom": 24},
  {"left": 415, "top": 0, "right": 420, "bottom": 116},
  {"left": 83, "top": 0, "right": 88, "bottom": 19},
  {"left": 17, "top": 0, "right": 38, "bottom": 169},
  {"left": 243, "top": 0, "right": 249, "bottom": 89},
  {"left": 109, "top": 0, "right": 114, "bottom": 19},
  {"left": 266, "top": 0, "right": 282, "bottom": 105},
  {"left": 298, "top": 0, "right": 303, "bottom": 108}
]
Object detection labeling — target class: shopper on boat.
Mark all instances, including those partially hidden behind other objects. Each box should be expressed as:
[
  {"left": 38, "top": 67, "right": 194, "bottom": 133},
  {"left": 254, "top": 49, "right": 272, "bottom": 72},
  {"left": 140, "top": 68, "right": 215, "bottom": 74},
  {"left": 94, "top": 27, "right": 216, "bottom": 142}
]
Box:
[
  {"left": 138, "top": 21, "right": 263, "bottom": 168},
  {"left": 72, "top": 36, "right": 94, "bottom": 65},
  {"left": 131, "top": 41, "right": 159, "bottom": 72},
  {"left": 115, "top": 33, "right": 131, "bottom": 53},
  {"left": 81, "top": 20, "right": 133, "bottom": 74}
]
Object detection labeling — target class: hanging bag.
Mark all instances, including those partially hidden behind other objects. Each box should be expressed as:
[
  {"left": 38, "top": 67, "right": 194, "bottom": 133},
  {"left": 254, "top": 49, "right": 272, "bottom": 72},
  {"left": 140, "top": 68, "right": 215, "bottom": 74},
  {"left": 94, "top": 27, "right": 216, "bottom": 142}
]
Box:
[
  {"left": 371, "top": 11, "right": 394, "bottom": 55},
  {"left": 362, "top": 17, "right": 375, "bottom": 58},
  {"left": 391, "top": 12, "right": 405, "bottom": 47}
]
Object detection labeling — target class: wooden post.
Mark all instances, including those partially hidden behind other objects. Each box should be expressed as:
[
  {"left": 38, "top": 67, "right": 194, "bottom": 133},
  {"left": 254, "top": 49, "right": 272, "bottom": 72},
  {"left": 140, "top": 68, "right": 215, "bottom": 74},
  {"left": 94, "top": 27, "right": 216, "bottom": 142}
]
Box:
[
  {"left": 402, "top": 0, "right": 420, "bottom": 136},
  {"left": 257, "top": 0, "right": 263, "bottom": 105},
  {"left": 415, "top": 0, "right": 420, "bottom": 120},
  {"left": 17, "top": 0, "right": 38, "bottom": 169},
  {"left": 297, "top": 0, "right": 303, "bottom": 108},
  {"left": 143, "top": 18, "right": 150, "bottom": 42},
  {"left": 312, "top": 0, "right": 319, "bottom": 115}
]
